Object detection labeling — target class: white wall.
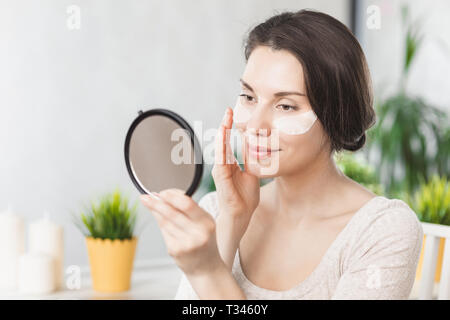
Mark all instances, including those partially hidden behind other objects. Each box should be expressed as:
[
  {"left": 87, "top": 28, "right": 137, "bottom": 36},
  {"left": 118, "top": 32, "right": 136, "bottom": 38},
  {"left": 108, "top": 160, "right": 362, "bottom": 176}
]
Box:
[
  {"left": 357, "top": 0, "right": 450, "bottom": 111},
  {"left": 0, "top": 0, "right": 349, "bottom": 269}
]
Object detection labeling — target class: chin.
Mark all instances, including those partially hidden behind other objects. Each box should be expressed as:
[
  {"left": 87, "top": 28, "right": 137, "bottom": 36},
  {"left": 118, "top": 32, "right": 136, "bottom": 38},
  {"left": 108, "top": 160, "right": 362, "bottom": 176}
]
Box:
[{"left": 245, "top": 154, "right": 282, "bottom": 178}]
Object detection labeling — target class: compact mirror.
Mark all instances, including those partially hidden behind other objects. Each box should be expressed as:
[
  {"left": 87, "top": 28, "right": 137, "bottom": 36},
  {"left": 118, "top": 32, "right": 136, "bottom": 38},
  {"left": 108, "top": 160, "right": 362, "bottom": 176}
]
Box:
[{"left": 124, "top": 109, "right": 203, "bottom": 198}]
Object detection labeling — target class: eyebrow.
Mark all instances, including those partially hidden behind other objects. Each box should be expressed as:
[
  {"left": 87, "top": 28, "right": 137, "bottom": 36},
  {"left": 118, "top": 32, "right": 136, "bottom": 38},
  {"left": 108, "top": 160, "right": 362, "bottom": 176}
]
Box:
[{"left": 239, "top": 78, "right": 305, "bottom": 97}]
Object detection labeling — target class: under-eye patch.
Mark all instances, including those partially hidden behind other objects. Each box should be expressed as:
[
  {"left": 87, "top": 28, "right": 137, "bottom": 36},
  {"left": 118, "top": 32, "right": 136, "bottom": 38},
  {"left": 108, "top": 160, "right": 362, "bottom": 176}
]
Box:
[
  {"left": 232, "top": 98, "right": 317, "bottom": 135},
  {"left": 272, "top": 110, "right": 317, "bottom": 135}
]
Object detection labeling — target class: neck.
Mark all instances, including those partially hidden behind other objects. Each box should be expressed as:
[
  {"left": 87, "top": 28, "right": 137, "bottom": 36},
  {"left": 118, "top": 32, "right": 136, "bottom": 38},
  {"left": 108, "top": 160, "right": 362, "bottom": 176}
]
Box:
[{"left": 272, "top": 151, "right": 346, "bottom": 221}]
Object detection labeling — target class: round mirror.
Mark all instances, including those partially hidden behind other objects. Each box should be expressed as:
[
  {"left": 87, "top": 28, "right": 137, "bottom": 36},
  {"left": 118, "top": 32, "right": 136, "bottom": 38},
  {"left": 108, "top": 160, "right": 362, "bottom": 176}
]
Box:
[{"left": 124, "top": 108, "right": 203, "bottom": 197}]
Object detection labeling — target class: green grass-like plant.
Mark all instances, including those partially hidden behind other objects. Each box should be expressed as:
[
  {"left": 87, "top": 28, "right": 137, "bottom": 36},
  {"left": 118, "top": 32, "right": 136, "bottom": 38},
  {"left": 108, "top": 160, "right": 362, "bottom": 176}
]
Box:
[
  {"left": 73, "top": 189, "right": 138, "bottom": 240},
  {"left": 404, "top": 175, "right": 450, "bottom": 225}
]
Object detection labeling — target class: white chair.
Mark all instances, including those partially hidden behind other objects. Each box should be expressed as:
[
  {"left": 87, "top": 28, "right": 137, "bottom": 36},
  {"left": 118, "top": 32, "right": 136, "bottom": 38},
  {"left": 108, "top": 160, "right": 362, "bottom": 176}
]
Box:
[{"left": 416, "top": 222, "right": 450, "bottom": 300}]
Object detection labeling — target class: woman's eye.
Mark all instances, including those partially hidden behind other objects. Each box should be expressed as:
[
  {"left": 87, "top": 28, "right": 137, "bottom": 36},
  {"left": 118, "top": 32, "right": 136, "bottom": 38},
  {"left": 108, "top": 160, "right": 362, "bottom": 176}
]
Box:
[
  {"left": 277, "top": 104, "right": 298, "bottom": 112},
  {"left": 239, "top": 94, "right": 255, "bottom": 103}
]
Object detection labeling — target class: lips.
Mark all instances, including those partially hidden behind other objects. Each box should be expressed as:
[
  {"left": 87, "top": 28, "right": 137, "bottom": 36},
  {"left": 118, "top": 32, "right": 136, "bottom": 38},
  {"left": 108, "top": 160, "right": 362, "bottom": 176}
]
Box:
[
  {"left": 247, "top": 143, "right": 280, "bottom": 160},
  {"left": 248, "top": 144, "right": 277, "bottom": 153}
]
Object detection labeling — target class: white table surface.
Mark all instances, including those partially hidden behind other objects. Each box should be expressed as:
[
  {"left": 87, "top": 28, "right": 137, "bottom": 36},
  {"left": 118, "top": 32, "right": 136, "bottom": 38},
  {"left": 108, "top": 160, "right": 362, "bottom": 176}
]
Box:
[
  {"left": 0, "top": 258, "right": 182, "bottom": 300},
  {"left": 0, "top": 259, "right": 435, "bottom": 300}
]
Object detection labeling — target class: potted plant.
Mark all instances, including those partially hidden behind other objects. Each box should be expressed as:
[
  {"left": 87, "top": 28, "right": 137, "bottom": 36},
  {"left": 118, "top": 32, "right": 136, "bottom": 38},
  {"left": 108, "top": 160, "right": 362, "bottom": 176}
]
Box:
[
  {"left": 403, "top": 175, "right": 450, "bottom": 283},
  {"left": 73, "top": 189, "right": 139, "bottom": 293}
]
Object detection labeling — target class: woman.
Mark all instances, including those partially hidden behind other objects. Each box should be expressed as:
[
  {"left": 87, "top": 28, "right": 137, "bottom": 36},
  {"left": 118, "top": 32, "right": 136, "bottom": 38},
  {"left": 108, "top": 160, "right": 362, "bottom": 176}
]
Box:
[{"left": 140, "top": 9, "right": 423, "bottom": 299}]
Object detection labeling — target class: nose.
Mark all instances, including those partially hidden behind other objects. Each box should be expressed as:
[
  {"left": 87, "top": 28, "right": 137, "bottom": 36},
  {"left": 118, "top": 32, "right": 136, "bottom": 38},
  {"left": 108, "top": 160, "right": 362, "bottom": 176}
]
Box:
[{"left": 246, "top": 107, "right": 271, "bottom": 137}]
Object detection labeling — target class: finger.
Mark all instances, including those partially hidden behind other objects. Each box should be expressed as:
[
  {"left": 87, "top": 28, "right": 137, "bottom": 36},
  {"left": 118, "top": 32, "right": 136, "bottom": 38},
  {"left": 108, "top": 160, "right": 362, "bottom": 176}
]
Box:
[
  {"left": 151, "top": 206, "right": 203, "bottom": 259},
  {"left": 242, "top": 130, "right": 250, "bottom": 172},
  {"left": 214, "top": 109, "right": 229, "bottom": 166},
  {"left": 151, "top": 205, "right": 204, "bottom": 252},
  {"left": 140, "top": 194, "right": 198, "bottom": 231},
  {"left": 158, "top": 189, "right": 207, "bottom": 221},
  {"left": 224, "top": 109, "right": 241, "bottom": 168},
  {"left": 151, "top": 209, "right": 181, "bottom": 238},
  {"left": 224, "top": 108, "right": 233, "bottom": 165},
  {"left": 219, "top": 107, "right": 240, "bottom": 167},
  {"left": 159, "top": 227, "right": 186, "bottom": 257}
]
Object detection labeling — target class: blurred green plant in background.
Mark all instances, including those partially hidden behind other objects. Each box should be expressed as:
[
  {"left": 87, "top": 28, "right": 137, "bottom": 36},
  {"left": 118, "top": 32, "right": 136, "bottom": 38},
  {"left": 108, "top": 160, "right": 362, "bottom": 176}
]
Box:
[
  {"left": 401, "top": 5, "right": 423, "bottom": 90},
  {"left": 366, "top": 4, "right": 449, "bottom": 198},
  {"left": 72, "top": 189, "right": 138, "bottom": 240},
  {"left": 367, "top": 94, "right": 448, "bottom": 196},
  {"left": 403, "top": 175, "right": 450, "bottom": 225}
]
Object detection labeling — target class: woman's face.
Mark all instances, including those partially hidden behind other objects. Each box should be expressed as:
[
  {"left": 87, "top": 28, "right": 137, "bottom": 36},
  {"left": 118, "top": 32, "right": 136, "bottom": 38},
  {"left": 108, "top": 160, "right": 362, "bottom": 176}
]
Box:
[{"left": 234, "top": 46, "right": 330, "bottom": 178}]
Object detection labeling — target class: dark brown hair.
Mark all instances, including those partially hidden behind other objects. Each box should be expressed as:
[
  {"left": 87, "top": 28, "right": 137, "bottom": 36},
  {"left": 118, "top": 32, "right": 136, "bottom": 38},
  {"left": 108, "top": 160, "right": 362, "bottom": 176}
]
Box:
[{"left": 243, "top": 9, "right": 376, "bottom": 153}]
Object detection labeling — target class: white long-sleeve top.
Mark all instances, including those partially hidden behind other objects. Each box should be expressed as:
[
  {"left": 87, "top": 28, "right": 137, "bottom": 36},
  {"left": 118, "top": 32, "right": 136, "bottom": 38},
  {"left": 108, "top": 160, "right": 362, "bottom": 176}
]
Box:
[{"left": 174, "top": 191, "right": 423, "bottom": 299}]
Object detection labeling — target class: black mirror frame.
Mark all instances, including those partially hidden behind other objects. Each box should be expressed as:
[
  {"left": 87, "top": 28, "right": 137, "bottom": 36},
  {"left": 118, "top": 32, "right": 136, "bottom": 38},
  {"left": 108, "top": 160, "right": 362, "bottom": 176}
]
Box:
[{"left": 124, "top": 108, "right": 204, "bottom": 197}]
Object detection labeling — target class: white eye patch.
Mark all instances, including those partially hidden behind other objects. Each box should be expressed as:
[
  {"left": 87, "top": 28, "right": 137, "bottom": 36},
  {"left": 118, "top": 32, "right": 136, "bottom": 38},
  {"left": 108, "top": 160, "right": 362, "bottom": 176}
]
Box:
[
  {"left": 232, "top": 97, "right": 317, "bottom": 135},
  {"left": 272, "top": 110, "right": 317, "bottom": 135}
]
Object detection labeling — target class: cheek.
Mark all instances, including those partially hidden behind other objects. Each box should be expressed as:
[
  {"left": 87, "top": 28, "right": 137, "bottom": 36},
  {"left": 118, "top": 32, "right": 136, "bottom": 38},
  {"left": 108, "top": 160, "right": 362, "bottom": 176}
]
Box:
[
  {"left": 277, "top": 123, "right": 326, "bottom": 165},
  {"left": 281, "top": 134, "right": 315, "bottom": 153}
]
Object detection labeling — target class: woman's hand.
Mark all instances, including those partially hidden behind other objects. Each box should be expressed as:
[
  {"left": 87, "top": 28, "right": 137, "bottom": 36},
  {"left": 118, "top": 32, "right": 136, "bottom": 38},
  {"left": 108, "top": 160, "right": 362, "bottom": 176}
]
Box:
[
  {"left": 140, "top": 189, "right": 223, "bottom": 277},
  {"left": 212, "top": 107, "right": 260, "bottom": 270},
  {"left": 141, "top": 189, "right": 247, "bottom": 299},
  {"left": 213, "top": 107, "right": 260, "bottom": 229}
]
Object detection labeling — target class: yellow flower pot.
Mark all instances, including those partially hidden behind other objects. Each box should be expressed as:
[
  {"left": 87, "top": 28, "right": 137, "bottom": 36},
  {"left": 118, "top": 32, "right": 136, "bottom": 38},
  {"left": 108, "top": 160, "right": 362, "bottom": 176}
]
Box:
[
  {"left": 85, "top": 236, "right": 137, "bottom": 293},
  {"left": 415, "top": 235, "right": 445, "bottom": 282}
]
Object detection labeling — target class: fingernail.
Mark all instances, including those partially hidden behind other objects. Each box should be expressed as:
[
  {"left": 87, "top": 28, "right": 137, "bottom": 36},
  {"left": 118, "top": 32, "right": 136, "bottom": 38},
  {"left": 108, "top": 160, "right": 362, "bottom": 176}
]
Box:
[
  {"left": 140, "top": 194, "right": 151, "bottom": 203},
  {"left": 149, "top": 192, "right": 161, "bottom": 201}
]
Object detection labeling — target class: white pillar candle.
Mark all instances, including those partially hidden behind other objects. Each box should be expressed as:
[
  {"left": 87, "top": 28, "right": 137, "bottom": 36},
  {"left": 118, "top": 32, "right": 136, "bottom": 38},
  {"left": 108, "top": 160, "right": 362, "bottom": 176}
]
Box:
[
  {"left": 0, "top": 205, "right": 25, "bottom": 291},
  {"left": 18, "top": 252, "right": 55, "bottom": 294},
  {"left": 29, "top": 212, "right": 64, "bottom": 290}
]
